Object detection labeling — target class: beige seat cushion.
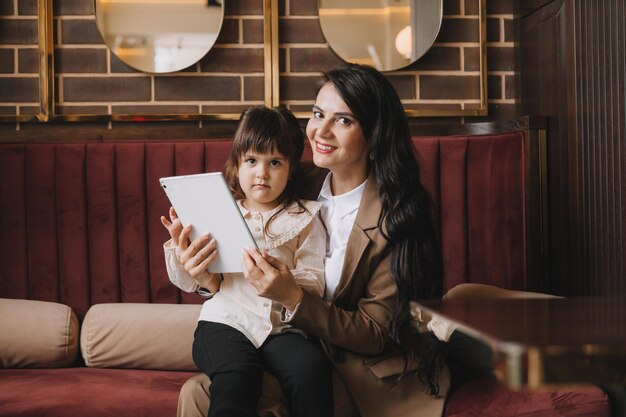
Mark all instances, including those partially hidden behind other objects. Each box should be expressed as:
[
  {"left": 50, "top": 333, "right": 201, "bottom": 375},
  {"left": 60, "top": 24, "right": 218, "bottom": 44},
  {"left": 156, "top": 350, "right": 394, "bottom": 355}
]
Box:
[
  {"left": 0, "top": 298, "right": 79, "bottom": 368},
  {"left": 81, "top": 303, "right": 201, "bottom": 370},
  {"left": 443, "top": 283, "right": 562, "bottom": 300}
]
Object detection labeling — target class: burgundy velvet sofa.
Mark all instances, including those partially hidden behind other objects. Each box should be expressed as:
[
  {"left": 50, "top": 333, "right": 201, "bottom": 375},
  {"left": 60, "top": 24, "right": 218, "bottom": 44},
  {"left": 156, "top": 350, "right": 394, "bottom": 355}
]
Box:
[{"left": 0, "top": 125, "right": 611, "bottom": 417}]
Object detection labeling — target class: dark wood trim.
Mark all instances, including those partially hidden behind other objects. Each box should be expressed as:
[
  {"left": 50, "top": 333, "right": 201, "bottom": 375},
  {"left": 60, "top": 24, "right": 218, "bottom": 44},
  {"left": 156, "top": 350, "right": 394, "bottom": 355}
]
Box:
[
  {"left": 409, "top": 115, "right": 547, "bottom": 136},
  {"left": 519, "top": 0, "right": 561, "bottom": 18},
  {"left": 520, "top": 0, "right": 566, "bottom": 32},
  {"left": 0, "top": 121, "right": 240, "bottom": 142},
  {"left": 1, "top": 116, "right": 548, "bottom": 143},
  {"left": 524, "top": 126, "right": 549, "bottom": 292}
]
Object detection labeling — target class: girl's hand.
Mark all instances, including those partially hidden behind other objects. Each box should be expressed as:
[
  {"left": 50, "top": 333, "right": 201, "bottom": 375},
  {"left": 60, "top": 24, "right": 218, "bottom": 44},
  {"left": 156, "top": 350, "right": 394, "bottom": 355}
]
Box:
[
  {"left": 160, "top": 207, "right": 183, "bottom": 244},
  {"left": 241, "top": 248, "right": 303, "bottom": 310},
  {"left": 177, "top": 226, "right": 220, "bottom": 289}
]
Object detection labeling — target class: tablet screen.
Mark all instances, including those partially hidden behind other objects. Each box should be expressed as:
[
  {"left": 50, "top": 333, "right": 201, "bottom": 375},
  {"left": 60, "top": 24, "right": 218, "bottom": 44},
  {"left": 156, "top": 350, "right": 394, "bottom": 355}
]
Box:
[{"left": 160, "top": 172, "right": 257, "bottom": 273}]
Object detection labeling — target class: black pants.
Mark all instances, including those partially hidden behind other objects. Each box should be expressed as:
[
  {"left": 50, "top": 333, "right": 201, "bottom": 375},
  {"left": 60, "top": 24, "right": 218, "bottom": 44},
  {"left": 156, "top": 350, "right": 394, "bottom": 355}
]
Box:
[
  {"left": 192, "top": 321, "right": 334, "bottom": 417},
  {"left": 445, "top": 330, "right": 495, "bottom": 391}
]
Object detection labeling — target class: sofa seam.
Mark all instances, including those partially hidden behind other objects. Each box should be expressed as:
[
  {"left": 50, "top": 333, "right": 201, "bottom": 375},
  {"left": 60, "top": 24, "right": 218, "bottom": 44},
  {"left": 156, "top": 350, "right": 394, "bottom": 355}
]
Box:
[
  {"left": 513, "top": 399, "right": 610, "bottom": 416},
  {"left": 83, "top": 309, "right": 93, "bottom": 367},
  {"left": 63, "top": 305, "right": 71, "bottom": 367}
]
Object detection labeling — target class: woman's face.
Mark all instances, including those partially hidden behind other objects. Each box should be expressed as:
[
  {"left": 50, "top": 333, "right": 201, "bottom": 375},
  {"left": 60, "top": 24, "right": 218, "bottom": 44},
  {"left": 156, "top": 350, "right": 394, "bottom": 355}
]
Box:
[{"left": 306, "top": 83, "right": 369, "bottom": 186}]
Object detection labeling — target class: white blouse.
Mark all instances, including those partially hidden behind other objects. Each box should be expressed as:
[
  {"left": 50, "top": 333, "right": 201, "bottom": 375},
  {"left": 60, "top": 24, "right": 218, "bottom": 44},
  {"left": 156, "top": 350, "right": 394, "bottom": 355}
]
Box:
[{"left": 317, "top": 173, "right": 367, "bottom": 300}]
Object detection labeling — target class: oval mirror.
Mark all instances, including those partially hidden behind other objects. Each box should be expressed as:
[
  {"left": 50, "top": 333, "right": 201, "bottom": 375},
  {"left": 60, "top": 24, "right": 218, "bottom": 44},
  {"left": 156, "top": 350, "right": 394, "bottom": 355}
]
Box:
[
  {"left": 95, "top": 0, "right": 224, "bottom": 73},
  {"left": 318, "top": 0, "right": 443, "bottom": 72}
]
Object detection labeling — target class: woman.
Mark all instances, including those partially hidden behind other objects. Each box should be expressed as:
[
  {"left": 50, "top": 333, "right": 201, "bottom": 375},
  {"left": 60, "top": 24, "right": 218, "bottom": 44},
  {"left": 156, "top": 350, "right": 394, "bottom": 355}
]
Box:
[{"left": 178, "top": 64, "right": 450, "bottom": 417}]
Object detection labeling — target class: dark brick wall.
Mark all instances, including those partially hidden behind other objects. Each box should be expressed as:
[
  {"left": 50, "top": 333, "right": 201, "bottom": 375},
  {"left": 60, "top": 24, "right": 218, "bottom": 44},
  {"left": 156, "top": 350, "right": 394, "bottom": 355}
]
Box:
[
  {"left": 54, "top": 0, "right": 264, "bottom": 116},
  {"left": 0, "top": 0, "right": 39, "bottom": 116},
  {"left": 280, "top": 0, "right": 518, "bottom": 120},
  {"left": 0, "top": 0, "right": 519, "bottom": 135}
]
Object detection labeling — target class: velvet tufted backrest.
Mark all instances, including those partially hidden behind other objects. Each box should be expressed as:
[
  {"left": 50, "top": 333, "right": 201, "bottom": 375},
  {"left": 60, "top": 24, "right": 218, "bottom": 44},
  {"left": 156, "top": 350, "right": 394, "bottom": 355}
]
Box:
[
  {"left": 413, "top": 133, "right": 527, "bottom": 293},
  {"left": 0, "top": 132, "right": 529, "bottom": 319}
]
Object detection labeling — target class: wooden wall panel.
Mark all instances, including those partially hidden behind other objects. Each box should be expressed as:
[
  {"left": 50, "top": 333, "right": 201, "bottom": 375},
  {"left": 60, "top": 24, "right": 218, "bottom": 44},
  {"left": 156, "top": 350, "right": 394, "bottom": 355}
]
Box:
[
  {"left": 521, "top": 0, "right": 625, "bottom": 296},
  {"left": 574, "top": 0, "right": 625, "bottom": 295}
]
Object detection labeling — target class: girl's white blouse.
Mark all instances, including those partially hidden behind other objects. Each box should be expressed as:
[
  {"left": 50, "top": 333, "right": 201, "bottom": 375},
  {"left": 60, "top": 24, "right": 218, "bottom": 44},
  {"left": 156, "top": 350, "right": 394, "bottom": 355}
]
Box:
[{"left": 164, "top": 199, "right": 326, "bottom": 348}]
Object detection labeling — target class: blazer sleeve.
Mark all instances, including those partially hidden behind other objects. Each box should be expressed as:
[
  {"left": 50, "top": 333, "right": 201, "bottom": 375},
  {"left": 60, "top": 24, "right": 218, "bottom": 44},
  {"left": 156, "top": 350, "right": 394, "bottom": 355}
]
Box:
[{"left": 287, "top": 227, "right": 395, "bottom": 356}]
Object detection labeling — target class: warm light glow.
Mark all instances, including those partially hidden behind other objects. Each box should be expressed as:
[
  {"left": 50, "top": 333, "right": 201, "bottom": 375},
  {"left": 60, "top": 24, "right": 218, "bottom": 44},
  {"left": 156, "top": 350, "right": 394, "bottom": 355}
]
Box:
[
  {"left": 319, "top": 7, "right": 410, "bottom": 16},
  {"left": 100, "top": 0, "right": 207, "bottom": 4},
  {"left": 395, "top": 25, "right": 412, "bottom": 59},
  {"left": 114, "top": 47, "right": 148, "bottom": 57}
]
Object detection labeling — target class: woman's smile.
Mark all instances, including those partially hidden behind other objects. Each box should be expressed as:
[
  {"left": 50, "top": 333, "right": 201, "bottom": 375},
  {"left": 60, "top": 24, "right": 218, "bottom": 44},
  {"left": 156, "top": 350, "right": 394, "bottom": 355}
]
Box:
[{"left": 314, "top": 141, "right": 336, "bottom": 154}]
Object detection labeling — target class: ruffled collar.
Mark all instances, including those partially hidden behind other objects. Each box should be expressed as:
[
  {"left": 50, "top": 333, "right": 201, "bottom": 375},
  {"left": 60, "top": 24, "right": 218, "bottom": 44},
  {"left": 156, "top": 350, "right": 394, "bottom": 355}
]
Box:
[{"left": 238, "top": 200, "right": 322, "bottom": 250}]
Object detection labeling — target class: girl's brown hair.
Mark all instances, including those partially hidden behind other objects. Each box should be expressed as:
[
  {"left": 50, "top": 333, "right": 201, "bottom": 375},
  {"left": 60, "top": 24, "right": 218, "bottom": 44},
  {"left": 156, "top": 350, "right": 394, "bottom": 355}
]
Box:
[{"left": 224, "top": 106, "right": 307, "bottom": 231}]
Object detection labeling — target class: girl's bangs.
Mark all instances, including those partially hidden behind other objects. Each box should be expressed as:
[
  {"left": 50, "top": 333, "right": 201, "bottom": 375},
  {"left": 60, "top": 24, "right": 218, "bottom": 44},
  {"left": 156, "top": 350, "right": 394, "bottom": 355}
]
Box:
[{"left": 237, "top": 131, "right": 295, "bottom": 161}]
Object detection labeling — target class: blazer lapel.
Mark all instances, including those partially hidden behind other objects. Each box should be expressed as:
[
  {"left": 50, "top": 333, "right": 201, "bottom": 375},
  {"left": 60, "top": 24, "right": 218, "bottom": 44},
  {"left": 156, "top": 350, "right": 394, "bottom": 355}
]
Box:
[{"left": 333, "top": 171, "right": 382, "bottom": 301}]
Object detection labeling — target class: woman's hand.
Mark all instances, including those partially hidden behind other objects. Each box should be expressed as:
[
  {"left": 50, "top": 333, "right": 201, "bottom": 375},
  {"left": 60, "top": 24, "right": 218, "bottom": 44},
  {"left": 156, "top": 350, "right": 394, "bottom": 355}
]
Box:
[
  {"left": 241, "top": 248, "right": 303, "bottom": 310},
  {"left": 160, "top": 207, "right": 183, "bottom": 243},
  {"left": 177, "top": 226, "right": 222, "bottom": 292}
]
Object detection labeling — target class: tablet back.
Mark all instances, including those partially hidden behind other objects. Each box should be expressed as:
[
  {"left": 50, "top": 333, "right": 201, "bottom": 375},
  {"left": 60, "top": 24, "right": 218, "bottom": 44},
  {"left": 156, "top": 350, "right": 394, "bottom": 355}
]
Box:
[{"left": 159, "top": 172, "right": 257, "bottom": 273}]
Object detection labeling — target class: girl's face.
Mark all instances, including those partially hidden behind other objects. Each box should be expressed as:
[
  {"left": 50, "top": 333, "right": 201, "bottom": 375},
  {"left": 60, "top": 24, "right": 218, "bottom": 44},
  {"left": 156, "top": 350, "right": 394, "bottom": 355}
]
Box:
[
  {"left": 237, "top": 149, "right": 291, "bottom": 212},
  {"left": 306, "top": 83, "right": 369, "bottom": 188}
]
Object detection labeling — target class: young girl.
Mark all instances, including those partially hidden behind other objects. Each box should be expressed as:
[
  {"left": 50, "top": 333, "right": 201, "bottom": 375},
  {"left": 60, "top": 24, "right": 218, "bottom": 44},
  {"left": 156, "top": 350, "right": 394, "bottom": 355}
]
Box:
[{"left": 160, "top": 106, "right": 333, "bottom": 417}]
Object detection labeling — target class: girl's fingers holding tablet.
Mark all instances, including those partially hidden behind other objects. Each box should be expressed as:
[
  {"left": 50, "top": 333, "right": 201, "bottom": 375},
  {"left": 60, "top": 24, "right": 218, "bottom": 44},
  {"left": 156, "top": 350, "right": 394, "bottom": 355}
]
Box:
[
  {"left": 178, "top": 226, "right": 192, "bottom": 249},
  {"left": 195, "top": 238, "right": 217, "bottom": 262},
  {"left": 195, "top": 248, "right": 218, "bottom": 273}
]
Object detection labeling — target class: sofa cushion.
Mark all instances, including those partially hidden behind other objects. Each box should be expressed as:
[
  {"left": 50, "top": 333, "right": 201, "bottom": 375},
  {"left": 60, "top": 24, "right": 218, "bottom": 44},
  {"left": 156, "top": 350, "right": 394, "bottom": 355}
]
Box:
[
  {"left": 0, "top": 298, "right": 79, "bottom": 368},
  {"left": 81, "top": 303, "right": 201, "bottom": 370},
  {"left": 444, "top": 377, "right": 611, "bottom": 417},
  {"left": 0, "top": 368, "right": 198, "bottom": 417}
]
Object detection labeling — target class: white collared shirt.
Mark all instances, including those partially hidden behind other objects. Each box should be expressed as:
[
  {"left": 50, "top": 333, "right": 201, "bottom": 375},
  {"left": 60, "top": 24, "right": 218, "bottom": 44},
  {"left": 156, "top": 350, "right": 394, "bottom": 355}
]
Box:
[
  {"left": 317, "top": 173, "right": 367, "bottom": 300},
  {"left": 164, "top": 199, "right": 326, "bottom": 348}
]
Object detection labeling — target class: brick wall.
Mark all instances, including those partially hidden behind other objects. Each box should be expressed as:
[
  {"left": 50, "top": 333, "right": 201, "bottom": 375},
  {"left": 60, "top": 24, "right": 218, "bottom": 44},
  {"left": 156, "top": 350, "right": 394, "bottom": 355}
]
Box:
[
  {"left": 0, "top": 0, "right": 39, "bottom": 119},
  {"left": 484, "top": 0, "right": 517, "bottom": 121},
  {"left": 0, "top": 0, "right": 518, "bottom": 137},
  {"left": 282, "top": 0, "right": 492, "bottom": 114},
  {"left": 55, "top": 0, "right": 265, "bottom": 117}
]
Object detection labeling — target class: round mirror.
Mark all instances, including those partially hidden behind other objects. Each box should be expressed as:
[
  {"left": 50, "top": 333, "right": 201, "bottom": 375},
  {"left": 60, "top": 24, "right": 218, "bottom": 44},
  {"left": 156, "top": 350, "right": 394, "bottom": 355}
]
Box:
[
  {"left": 318, "top": 0, "right": 443, "bottom": 72},
  {"left": 95, "top": 0, "right": 224, "bottom": 73}
]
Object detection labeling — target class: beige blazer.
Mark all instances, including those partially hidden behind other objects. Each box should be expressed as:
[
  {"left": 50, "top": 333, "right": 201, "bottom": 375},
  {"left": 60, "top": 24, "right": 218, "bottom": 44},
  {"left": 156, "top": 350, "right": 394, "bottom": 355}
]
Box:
[
  {"left": 175, "top": 166, "right": 450, "bottom": 417},
  {"left": 291, "top": 165, "right": 450, "bottom": 417}
]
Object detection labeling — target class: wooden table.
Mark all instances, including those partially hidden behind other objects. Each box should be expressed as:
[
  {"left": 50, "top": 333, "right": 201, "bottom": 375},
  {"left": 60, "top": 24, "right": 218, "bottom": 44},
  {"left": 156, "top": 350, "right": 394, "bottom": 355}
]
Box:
[{"left": 412, "top": 296, "right": 626, "bottom": 389}]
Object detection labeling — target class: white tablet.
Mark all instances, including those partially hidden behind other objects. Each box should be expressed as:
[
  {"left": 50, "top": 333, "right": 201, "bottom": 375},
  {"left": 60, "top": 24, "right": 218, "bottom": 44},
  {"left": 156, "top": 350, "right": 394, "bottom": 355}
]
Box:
[{"left": 159, "top": 172, "right": 257, "bottom": 273}]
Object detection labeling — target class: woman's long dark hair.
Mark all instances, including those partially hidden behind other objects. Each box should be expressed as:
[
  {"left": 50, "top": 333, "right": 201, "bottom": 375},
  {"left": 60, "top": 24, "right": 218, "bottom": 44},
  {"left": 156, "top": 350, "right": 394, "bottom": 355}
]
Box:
[
  {"left": 224, "top": 105, "right": 307, "bottom": 233},
  {"left": 320, "top": 64, "right": 445, "bottom": 394}
]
